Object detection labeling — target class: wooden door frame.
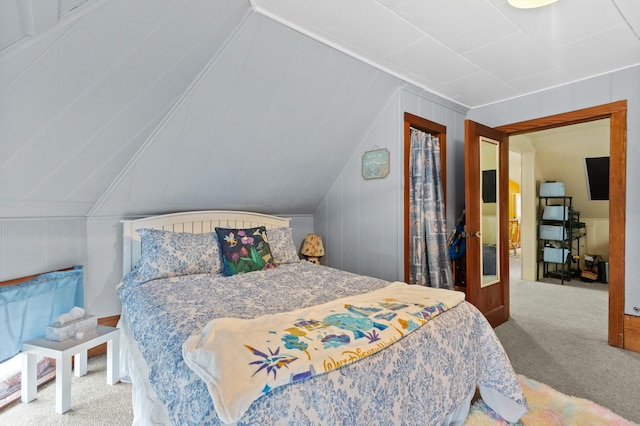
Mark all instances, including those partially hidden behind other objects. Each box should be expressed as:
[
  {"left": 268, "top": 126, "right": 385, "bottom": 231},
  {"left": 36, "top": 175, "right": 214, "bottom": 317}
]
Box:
[
  {"left": 403, "top": 112, "right": 446, "bottom": 283},
  {"left": 496, "top": 100, "right": 626, "bottom": 348}
]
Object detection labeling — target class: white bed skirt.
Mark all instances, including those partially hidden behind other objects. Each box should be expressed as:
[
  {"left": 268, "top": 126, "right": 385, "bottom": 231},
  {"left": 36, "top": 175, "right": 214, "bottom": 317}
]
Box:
[{"left": 118, "top": 312, "right": 172, "bottom": 425}]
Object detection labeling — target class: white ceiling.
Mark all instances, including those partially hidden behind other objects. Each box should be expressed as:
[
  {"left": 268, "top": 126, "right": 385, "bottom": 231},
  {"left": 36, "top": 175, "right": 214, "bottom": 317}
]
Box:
[
  {"left": 4, "top": 0, "right": 638, "bottom": 109},
  {"left": 251, "top": 0, "right": 640, "bottom": 108}
]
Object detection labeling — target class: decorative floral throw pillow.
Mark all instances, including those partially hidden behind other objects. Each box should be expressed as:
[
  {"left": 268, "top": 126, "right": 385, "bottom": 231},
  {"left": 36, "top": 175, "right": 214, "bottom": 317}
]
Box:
[
  {"left": 134, "top": 229, "right": 223, "bottom": 284},
  {"left": 266, "top": 227, "right": 300, "bottom": 264},
  {"left": 215, "top": 226, "right": 277, "bottom": 276}
]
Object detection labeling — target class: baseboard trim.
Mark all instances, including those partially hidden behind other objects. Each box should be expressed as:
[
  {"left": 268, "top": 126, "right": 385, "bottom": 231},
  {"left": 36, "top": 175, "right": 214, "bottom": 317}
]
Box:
[
  {"left": 623, "top": 314, "right": 640, "bottom": 353},
  {"left": 88, "top": 315, "right": 121, "bottom": 357}
]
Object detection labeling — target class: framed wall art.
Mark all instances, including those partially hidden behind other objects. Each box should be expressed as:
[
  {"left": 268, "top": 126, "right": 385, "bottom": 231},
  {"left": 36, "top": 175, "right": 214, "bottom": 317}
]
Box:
[{"left": 362, "top": 148, "right": 390, "bottom": 180}]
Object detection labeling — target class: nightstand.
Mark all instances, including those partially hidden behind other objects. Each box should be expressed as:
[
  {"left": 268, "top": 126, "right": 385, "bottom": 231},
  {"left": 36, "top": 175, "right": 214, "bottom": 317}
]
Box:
[{"left": 21, "top": 325, "right": 120, "bottom": 414}]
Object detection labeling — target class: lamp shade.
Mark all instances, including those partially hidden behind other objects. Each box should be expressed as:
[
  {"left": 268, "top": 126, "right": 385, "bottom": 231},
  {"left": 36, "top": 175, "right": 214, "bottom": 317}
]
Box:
[{"left": 301, "top": 234, "right": 325, "bottom": 257}]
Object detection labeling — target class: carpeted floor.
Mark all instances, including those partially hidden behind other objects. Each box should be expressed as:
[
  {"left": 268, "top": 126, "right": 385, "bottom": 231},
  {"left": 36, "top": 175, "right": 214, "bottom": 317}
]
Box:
[
  {"left": 465, "top": 374, "right": 637, "bottom": 425},
  {"left": 0, "top": 354, "right": 133, "bottom": 425},
  {"left": 499, "top": 254, "right": 640, "bottom": 423}
]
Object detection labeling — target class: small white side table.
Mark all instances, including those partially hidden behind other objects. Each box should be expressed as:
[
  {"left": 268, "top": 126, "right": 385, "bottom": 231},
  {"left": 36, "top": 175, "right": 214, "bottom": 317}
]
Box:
[{"left": 21, "top": 325, "right": 120, "bottom": 414}]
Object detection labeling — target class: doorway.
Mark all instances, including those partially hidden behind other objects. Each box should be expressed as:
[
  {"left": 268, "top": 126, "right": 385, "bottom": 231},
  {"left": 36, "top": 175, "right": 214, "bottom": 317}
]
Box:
[
  {"left": 509, "top": 120, "right": 610, "bottom": 283},
  {"left": 497, "top": 100, "right": 626, "bottom": 348},
  {"left": 508, "top": 120, "right": 610, "bottom": 347},
  {"left": 402, "top": 112, "right": 447, "bottom": 284}
]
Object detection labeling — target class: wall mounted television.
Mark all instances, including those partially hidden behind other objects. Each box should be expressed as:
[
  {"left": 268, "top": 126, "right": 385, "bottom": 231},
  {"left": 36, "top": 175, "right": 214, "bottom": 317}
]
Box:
[{"left": 584, "top": 156, "right": 609, "bottom": 201}]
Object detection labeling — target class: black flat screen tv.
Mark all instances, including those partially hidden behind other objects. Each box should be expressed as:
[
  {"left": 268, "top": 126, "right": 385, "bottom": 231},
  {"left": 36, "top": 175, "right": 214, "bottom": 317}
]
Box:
[{"left": 584, "top": 156, "right": 609, "bottom": 201}]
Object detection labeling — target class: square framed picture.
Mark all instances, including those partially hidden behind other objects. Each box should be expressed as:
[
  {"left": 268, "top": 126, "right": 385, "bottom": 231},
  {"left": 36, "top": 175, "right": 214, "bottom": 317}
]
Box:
[{"left": 362, "top": 148, "right": 390, "bottom": 180}]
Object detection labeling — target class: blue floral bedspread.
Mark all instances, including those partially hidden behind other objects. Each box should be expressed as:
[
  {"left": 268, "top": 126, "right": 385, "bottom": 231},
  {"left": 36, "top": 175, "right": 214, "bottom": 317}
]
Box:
[
  {"left": 182, "top": 282, "right": 465, "bottom": 423},
  {"left": 119, "top": 262, "right": 526, "bottom": 425}
]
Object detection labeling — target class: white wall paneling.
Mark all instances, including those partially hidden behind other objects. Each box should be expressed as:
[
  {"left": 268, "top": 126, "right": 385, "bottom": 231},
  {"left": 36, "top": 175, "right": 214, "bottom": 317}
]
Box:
[
  {"left": 0, "top": 217, "right": 86, "bottom": 282},
  {"left": 85, "top": 217, "right": 121, "bottom": 317},
  {"left": 315, "top": 85, "right": 468, "bottom": 282},
  {"left": 287, "top": 215, "right": 314, "bottom": 255}
]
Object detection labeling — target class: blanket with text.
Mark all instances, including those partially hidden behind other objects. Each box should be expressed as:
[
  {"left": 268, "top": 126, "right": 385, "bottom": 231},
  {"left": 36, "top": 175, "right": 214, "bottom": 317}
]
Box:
[{"left": 182, "top": 281, "right": 465, "bottom": 423}]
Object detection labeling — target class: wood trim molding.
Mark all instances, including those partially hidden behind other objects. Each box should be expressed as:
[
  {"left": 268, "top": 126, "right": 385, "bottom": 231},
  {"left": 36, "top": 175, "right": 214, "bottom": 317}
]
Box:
[
  {"left": 403, "top": 112, "right": 447, "bottom": 283},
  {"left": 496, "top": 100, "right": 627, "bottom": 349},
  {"left": 496, "top": 100, "right": 627, "bottom": 134},
  {"left": 0, "top": 267, "right": 74, "bottom": 287},
  {"left": 624, "top": 315, "right": 640, "bottom": 353}
]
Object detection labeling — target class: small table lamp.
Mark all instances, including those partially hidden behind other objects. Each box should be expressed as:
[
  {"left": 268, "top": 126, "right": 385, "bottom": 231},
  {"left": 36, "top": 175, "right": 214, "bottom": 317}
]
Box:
[{"left": 301, "top": 233, "right": 325, "bottom": 264}]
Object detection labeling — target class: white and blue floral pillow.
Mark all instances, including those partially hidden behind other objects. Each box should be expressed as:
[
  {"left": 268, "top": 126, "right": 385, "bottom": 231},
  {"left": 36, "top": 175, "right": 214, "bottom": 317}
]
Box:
[
  {"left": 132, "top": 229, "right": 224, "bottom": 284},
  {"left": 266, "top": 227, "right": 300, "bottom": 264}
]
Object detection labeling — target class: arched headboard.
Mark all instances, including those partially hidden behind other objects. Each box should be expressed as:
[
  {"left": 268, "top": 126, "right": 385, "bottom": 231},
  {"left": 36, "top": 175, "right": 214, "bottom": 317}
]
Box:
[{"left": 121, "top": 211, "right": 291, "bottom": 277}]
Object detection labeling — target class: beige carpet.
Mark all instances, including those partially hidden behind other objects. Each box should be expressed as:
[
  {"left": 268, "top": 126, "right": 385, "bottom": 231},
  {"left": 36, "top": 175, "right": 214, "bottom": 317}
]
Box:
[
  {"left": 0, "top": 355, "right": 133, "bottom": 425},
  {"left": 499, "top": 254, "right": 640, "bottom": 423}
]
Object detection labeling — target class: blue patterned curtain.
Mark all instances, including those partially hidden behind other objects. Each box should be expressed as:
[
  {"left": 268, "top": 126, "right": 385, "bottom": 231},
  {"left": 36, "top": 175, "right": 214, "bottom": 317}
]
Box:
[{"left": 409, "top": 129, "right": 453, "bottom": 289}]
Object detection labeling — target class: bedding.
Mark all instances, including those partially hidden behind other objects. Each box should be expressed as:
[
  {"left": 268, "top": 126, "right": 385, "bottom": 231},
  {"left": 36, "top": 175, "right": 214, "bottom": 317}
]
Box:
[
  {"left": 119, "top": 261, "right": 527, "bottom": 425},
  {"left": 182, "top": 282, "right": 465, "bottom": 423},
  {"left": 132, "top": 229, "right": 223, "bottom": 284},
  {"left": 265, "top": 227, "right": 300, "bottom": 264}
]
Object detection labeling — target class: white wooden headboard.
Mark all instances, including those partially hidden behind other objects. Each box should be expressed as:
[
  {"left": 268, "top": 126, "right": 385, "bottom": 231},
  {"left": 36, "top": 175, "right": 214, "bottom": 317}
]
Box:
[{"left": 121, "top": 210, "right": 291, "bottom": 277}]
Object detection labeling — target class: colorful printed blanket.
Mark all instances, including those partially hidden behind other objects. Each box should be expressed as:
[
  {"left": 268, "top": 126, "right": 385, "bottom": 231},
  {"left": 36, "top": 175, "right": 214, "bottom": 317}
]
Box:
[{"left": 182, "top": 281, "right": 465, "bottom": 423}]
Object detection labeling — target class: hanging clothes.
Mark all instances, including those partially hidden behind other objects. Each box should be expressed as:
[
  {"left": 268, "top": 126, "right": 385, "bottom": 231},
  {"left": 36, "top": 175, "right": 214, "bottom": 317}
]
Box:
[{"left": 409, "top": 129, "right": 453, "bottom": 289}]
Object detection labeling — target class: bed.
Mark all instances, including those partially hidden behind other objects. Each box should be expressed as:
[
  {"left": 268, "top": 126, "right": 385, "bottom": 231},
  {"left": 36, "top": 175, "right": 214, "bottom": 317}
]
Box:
[{"left": 117, "top": 210, "right": 526, "bottom": 425}]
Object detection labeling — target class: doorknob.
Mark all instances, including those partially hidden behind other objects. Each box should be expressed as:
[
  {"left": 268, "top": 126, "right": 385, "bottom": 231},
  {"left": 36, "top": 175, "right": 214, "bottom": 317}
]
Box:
[{"left": 468, "top": 231, "right": 481, "bottom": 238}]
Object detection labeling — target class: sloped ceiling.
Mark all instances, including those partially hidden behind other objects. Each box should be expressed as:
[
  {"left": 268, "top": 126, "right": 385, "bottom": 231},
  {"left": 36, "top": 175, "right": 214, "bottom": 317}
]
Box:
[
  {"left": 0, "top": 0, "right": 252, "bottom": 217},
  {"left": 92, "top": 13, "right": 401, "bottom": 217},
  {"left": 2, "top": 0, "right": 632, "bottom": 220},
  {"left": 1, "top": 0, "right": 401, "bottom": 219},
  {"left": 252, "top": 0, "right": 640, "bottom": 108}
]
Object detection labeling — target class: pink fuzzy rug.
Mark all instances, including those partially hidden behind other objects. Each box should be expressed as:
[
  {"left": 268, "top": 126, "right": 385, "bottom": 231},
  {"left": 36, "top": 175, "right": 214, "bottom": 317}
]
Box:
[{"left": 464, "top": 375, "right": 636, "bottom": 425}]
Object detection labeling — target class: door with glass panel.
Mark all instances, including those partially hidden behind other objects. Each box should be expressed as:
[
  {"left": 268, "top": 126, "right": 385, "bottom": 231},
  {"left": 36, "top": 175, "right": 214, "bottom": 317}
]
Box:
[{"left": 464, "top": 120, "right": 509, "bottom": 327}]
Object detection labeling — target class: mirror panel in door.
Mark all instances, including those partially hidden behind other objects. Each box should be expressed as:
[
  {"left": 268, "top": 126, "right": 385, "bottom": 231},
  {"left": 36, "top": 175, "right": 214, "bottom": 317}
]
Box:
[
  {"left": 464, "top": 119, "right": 509, "bottom": 328},
  {"left": 481, "top": 137, "right": 500, "bottom": 287}
]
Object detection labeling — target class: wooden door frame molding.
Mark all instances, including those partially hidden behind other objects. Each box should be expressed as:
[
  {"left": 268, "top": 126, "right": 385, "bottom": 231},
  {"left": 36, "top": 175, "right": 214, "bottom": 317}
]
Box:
[
  {"left": 403, "top": 112, "right": 447, "bottom": 283},
  {"left": 496, "top": 100, "right": 627, "bottom": 348}
]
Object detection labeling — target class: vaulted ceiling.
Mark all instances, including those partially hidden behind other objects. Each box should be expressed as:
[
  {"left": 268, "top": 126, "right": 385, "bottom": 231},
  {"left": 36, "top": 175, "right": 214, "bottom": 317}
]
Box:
[
  {"left": 92, "top": 14, "right": 400, "bottom": 217},
  {"left": 0, "top": 0, "right": 401, "bottom": 218},
  {"left": 0, "top": 0, "right": 637, "bottom": 218},
  {"left": 0, "top": 0, "right": 261, "bottom": 217}
]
